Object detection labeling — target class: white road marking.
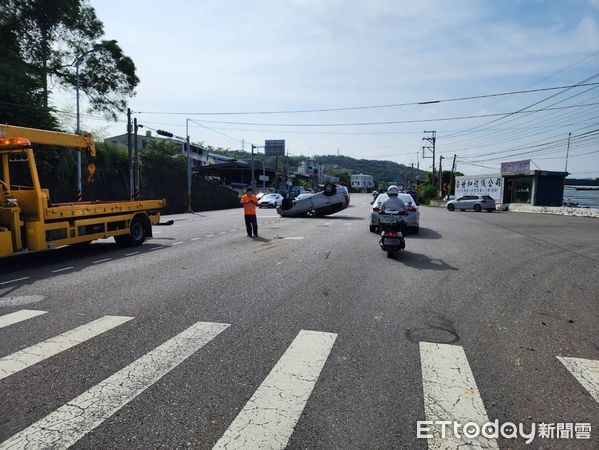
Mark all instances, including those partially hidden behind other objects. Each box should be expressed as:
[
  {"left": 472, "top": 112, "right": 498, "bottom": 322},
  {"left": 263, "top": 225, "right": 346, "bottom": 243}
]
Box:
[
  {"left": 229, "top": 230, "right": 236, "bottom": 232},
  {"left": 125, "top": 251, "right": 140, "bottom": 256},
  {"left": 558, "top": 356, "right": 599, "bottom": 403},
  {"left": 190, "top": 237, "right": 201, "bottom": 241},
  {"left": 92, "top": 258, "right": 112, "bottom": 264},
  {"left": 172, "top": 241, "right": 184, "bottom": 246},
  {"left": 51, "top": 266, "right": 74, "bottom": 273},
  {"left": 218, "top": 231, "right": 227, "bottom": 235},
  {"left": 419, "top": 342, "right": 498, "bottom": 449},
  {"left": 0, "top": 315, "right": 133, "bottom": 381},
  {"left": 0, "top": 310, "right": 47, "bottom": 330},
  {"left": 206, "top": 234, "right": 215, "bottom": 237},
  {"left": 0, "top": 277, "right": 31, "bottom": 286},
  {"left": 213, "top": 329, "right": 337, "bottom": 450},
  {"left": 0, "top": 321, "right": 229, "bottom": 449}
]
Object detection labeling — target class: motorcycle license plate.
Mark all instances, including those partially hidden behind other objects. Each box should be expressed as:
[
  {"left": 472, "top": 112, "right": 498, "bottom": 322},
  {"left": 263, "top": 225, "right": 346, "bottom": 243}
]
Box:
[
  {"left": 383, "top": 238, "right": 401, "bottom": 246},
  {"left": 379, "top": 215, "right": 400, "bottom": 224}
]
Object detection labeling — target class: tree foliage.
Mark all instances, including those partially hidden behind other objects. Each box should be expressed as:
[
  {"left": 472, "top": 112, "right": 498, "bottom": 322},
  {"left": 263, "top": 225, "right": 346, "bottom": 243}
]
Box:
[
  {"left": 4, "top": 0, "right": 138, "bottom": 120},
  {"left": 0, "top": 6, "right": 56, "bottom": 128}
]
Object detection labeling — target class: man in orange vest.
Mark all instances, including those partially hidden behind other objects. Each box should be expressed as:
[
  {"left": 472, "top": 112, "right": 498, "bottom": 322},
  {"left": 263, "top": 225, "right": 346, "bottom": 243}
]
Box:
[{"left": 240, "top": 187, "right": 259, "bottom": 237}]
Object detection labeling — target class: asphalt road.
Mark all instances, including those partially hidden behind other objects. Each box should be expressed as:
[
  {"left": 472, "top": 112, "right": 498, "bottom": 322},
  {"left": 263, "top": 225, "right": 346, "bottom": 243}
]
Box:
[{"left": 0, "top": 194, "right": 597, "bottom": 449}]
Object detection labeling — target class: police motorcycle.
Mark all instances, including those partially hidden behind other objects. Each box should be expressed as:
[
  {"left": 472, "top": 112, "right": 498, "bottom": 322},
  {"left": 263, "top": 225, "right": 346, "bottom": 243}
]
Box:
[{"left": 378, "top": 208, "right": 408, "bottom": 258}]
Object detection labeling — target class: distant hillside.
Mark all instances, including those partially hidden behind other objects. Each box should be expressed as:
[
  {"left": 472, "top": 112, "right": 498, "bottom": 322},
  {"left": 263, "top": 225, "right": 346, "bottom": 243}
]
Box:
[{"left": 209, "top": 148, "right": 427, "bottom": 184}]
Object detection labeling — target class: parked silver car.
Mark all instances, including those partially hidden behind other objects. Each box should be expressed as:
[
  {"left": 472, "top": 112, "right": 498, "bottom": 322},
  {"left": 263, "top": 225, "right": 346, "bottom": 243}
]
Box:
[
  {"left": 446, "top": 195, "right": 496, "bottom": 212},
  {"left": 370, "top": 193, "right": 420, "bottom": 233}
]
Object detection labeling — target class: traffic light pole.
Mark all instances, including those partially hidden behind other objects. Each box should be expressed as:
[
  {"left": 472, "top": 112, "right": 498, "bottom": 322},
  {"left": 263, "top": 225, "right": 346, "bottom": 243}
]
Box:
[
  {"left": 127, "top": 108, "right": 134, "bottom": 200},
  {"left": 186, "top": 118, "right": 192, "bottom": 213}
]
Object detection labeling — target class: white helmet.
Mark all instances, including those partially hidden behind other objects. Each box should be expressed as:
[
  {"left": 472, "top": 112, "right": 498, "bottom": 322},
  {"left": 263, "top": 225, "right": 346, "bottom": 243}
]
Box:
[
  {"left": 372, "top": 190, "right": 379, "bottom": 196},
  {"left": 387, "top": 185, "right": 399, "bottom": 196}
]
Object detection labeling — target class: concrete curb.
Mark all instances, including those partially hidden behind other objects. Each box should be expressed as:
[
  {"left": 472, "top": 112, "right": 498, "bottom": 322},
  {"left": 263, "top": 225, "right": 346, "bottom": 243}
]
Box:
[{"left": 508, "top": 204, "right": 599, "bottom": 218}]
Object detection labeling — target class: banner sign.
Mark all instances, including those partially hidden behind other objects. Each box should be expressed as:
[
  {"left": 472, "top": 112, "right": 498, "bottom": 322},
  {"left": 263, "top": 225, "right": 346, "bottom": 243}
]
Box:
[
  {"left": 455, "top": 174, "right": 502, "bottom": 204},
  {"left": 501, "top": 159, "right": 530, "bottom": 174}
]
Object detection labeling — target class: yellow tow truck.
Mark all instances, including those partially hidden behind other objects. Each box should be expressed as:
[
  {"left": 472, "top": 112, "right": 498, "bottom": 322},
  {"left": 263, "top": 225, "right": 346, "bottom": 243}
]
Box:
[{"left": 0, "top": 125, "right": 165, "bottom": 258}]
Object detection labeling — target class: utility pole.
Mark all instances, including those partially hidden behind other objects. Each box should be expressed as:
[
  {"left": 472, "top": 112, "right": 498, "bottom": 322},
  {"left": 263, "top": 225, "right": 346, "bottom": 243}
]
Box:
[
  {"left": 127, "top": 108, "right": 133, "bottom": 200},
  {"left": 438, "top": 155, "right": 444, "bottom": 197},
  {"left": 422, "top": 130, "right": 436, "bottom": 187},
  {"left": 449, "top": 154, "right": 457, "bottom": 197},
  {"left": 75, "top": 60, "right": 82, "bottom": 201},
  {"left": 251, "top": 144, "right": 256, "bottom": 190},
  {"left": 410, "top": 163, "right": 414, "bottom": 188},
  {"left": 186, "top": 118, "right": 192, "bottom": 213},
  {"left": 565, "top": 132, "right": 572, "bottom": 173},
  {"left": 133, "top": 118, "right": 141, "bottom": 200}
]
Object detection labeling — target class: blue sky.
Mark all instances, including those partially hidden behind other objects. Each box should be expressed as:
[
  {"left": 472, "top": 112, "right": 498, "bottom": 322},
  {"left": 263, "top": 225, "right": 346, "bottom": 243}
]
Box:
[{"left": 57, "top": 0, "right": 599, "bottom": 177}]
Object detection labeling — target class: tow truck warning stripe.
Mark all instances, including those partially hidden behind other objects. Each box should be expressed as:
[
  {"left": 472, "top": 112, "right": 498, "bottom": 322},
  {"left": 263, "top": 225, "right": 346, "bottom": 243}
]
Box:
[
  {"left": 0, "top": 321, "right": 229, "bottom": 450},
  {"left": 558, "top": 356, "right": 599, "bottom": 404},
  {"left": 0, "top": 315, "right": 133, "bottom": 381},
  {"left": 0, "top": 309, "right": 47, "bottom": 330},
  {"left": 213, "top": 329, "right": 337, "bottom": 450},
  {"left": 419, "top": 342, "right": 499, "bottom": 449}
]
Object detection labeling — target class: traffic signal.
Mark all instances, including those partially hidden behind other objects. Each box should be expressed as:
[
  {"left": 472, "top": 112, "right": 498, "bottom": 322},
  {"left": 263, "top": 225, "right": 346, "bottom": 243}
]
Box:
[{"left": 156, "top": 129, "right": 173, "bottom": 138}]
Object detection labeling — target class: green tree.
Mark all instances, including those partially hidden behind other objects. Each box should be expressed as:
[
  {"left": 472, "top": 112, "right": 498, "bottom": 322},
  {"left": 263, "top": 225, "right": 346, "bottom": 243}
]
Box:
[
  {"left": 6, "top": 0, "right": 138, "bottom": 119},
  {"left": 141, "top": 139, "right": 186, "bottom": 168},
  {"left": 0, "top": 7, "right": 56, "bottom": 128}
]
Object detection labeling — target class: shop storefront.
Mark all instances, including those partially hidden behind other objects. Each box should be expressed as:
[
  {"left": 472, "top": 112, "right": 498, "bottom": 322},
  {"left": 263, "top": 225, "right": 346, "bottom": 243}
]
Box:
[{"left": 501, "top": 160, "right": 567, "bottom": 206}]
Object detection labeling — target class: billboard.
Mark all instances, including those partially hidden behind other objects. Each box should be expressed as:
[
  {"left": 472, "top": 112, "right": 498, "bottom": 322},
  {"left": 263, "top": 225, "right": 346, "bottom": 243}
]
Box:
[
  {"left": 501, "top": 159, "right": 530, "bottom": 174},
  {"left": 265, "top": 140, "right": 285, "bottom": 156},
  {"left": 455, "top": 174, "right": 502, "bottom": 204}
]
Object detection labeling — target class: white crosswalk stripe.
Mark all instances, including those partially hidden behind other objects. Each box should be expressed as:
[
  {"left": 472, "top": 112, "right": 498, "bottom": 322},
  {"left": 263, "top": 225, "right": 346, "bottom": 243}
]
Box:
[
  {"left": 0, "top": 315, "right": 133, "bottom": 381},
  {"left": 557, "top": 356, "right": 599, "bottom": 404},
  {"left": 419, "top": 342, "right": 499, "bottom": 450},
  {"left": 0, "top": 320, "right": 229, "bottom": 450},
  {"left": 2, "top": 309, "right": 597, "bottom": 449},
  {"left": 213, "top": 329, "right": 337, "bottom": 450},
  {"left": 0, "top": 309, "right": 47, "bottom": 330}
]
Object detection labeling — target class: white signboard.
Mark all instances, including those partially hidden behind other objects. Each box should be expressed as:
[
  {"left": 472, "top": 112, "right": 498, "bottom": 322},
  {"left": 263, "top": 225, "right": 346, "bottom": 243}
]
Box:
[
  {"left": 455, "top": 174, "right": 502, "bottom": 204},
  {"left": 259, "top": 175, "right": 269, "bottom": 181}
]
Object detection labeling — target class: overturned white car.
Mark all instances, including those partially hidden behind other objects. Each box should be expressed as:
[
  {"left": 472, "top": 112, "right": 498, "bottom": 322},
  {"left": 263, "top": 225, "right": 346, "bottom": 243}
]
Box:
[{"left": 277, "top": 183, "right": 350, "bottom": 217}]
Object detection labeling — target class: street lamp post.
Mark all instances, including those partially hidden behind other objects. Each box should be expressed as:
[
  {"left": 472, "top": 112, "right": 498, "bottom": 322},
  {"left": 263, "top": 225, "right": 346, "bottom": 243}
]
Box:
[{"left": 74, "top": 40, "right": 117, "bottom": 201}]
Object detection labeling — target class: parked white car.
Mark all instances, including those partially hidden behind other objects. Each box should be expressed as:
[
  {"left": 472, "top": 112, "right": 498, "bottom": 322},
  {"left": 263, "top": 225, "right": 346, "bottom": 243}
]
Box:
[{"left": 258, "top": 193, "right": 283, "bottom": 208}]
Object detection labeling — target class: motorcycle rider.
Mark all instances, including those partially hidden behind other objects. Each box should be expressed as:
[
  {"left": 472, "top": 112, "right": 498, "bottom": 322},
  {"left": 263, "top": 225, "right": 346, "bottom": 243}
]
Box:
[
  {"left": 370, "top": 190, "right": 379, "bottom": 204},
  {"left": 379, "top": 185, "right": 408, "bottom": 237}
]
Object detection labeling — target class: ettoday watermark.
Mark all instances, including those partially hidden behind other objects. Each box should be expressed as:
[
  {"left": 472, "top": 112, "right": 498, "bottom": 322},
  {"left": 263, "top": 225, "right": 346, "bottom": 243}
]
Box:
[{"left": 417, "top": 420, "right": 592, "bottom": 444}]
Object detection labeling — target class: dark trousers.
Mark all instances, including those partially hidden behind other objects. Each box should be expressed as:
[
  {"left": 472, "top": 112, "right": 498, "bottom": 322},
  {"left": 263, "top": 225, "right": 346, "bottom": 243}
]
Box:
[{"left": 245, "top": 214, "right": 258, "bottom": 236}]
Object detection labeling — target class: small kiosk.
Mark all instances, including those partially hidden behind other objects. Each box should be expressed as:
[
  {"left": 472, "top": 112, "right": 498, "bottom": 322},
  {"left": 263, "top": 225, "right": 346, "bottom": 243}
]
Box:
[{"left": 501, "top": 160, "right": 568, "bottom": 207}]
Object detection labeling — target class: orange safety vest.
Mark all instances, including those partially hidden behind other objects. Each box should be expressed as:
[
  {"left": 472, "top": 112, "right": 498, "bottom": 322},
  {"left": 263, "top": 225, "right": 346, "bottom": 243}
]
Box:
[{"left": 240, "top": 194, "right": 258, "bottom": 215}]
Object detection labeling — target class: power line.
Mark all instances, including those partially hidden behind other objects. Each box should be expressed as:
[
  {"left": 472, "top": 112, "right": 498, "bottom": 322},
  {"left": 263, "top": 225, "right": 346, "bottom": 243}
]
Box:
[
  {"left": 133, "top": 82, "right": 599, "bottom": 116},
  {"left": 440, "top": 72, "right": 599, "bottom": 139},
  {"left": 440, "top": 84, "right": 599, "bottom": 146},
  {"left": 177, "top": 102, "right": 599, "bottom": 127}
]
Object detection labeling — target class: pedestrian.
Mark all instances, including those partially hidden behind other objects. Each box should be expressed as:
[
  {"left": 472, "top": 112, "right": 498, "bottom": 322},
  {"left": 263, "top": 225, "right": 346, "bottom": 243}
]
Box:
[{"left": 240, "top": 187, "right": 259, "bottom": 237}]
